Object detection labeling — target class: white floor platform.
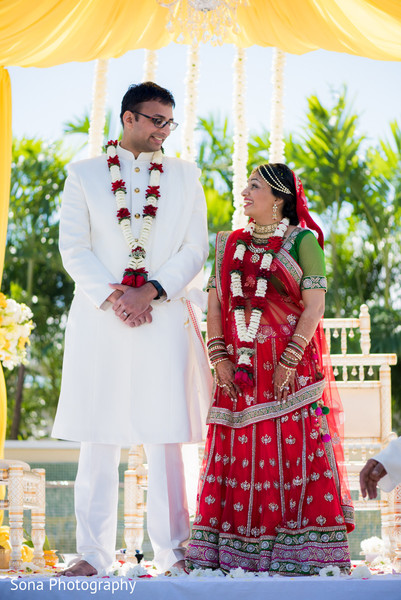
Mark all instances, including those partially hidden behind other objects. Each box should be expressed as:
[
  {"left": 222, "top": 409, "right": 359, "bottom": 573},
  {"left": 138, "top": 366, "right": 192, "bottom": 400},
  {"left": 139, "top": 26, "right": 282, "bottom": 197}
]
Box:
[{"left": 1, "top": 575, "right": 400, "bottom": 599}]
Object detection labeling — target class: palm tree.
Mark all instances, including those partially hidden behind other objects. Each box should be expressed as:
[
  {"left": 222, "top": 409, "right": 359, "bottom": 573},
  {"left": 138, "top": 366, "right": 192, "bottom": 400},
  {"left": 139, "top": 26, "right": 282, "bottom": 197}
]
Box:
[
  {"left": 63, "top": 108, "right": 119, "bottom": 152},
  {"left": 285, "top": 88, "right": 373, "bottom": 316}
]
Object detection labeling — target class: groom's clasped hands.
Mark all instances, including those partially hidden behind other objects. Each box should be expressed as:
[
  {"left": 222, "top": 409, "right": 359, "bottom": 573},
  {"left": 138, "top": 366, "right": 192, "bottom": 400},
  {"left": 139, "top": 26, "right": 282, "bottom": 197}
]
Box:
[{"left": 107, "top": 283, "right": 156, "bottom": 327}]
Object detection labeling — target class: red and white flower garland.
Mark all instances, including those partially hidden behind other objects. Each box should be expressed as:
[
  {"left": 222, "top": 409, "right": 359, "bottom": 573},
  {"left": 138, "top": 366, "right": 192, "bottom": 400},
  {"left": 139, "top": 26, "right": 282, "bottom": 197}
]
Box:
[
  {"left": 230, "top": 217, "right": 289, "bottom": 387},
  {"left": 106, "top": 140, "right": 163, "bottom": 287}
]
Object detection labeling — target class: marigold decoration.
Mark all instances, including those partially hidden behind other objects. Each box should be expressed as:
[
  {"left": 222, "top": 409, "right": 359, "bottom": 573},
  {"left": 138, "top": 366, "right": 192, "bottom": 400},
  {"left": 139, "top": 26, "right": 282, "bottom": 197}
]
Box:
[
  {"left": 0, "top": 293, "right": 34, "bottom": 370},
  {"left": 0, "top": 526, "right": 34, "bottom": 562},
  {"left": 106, "top": 140, "right": 163, "bottom": 288},
  {"left": 230, "top": 217, "right": 289, "bottom": 387}
]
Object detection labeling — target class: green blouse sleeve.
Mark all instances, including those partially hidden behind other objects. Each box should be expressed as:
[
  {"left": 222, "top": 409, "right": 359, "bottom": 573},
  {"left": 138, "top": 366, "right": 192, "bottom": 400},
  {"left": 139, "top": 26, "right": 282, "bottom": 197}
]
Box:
[{"left": 290, "top": 230, "right": 327, "bottom": 292}]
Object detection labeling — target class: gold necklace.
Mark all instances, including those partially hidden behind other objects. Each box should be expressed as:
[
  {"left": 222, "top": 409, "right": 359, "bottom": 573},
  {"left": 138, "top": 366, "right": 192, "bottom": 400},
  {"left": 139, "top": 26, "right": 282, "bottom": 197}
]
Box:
[
  {"left": 250, "top": 223, "right": 282, "bottom": 262},
  {"left": 254, "top": 222, "right": 278, "bottom": 235}
]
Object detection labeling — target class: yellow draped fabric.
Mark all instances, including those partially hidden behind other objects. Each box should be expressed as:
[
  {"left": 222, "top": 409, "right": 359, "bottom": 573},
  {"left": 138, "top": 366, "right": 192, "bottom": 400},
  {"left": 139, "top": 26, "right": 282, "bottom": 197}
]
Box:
[
  {"left": 0, "top": 67, "right": 11, "bottom": 469},
  {"left": 0, "top": 0, "right": 400, "bottom": 455},
  {"left": 0, "top": 0, "right": 400, "bottom": 64},
  {"left": 0, "top": 366, "right": 5, "bottom": 522},
  {"left": 0, "top": 68, "right": 11, "bottom": 286},
  {"left": 0, "top": 68, "right": 11, "bottom": 521}
]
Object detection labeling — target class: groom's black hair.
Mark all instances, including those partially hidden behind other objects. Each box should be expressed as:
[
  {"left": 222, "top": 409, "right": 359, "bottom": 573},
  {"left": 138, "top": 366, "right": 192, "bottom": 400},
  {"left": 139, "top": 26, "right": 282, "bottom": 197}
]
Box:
[{"left": 120, "top": 82, "right": 176, "bottom": 126}]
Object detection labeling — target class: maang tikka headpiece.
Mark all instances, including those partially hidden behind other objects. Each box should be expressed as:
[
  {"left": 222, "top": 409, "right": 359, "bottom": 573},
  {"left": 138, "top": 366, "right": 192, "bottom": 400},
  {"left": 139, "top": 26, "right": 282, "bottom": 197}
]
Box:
[{"left": 257, "top": 164, "right": 292, "bottom": 195}]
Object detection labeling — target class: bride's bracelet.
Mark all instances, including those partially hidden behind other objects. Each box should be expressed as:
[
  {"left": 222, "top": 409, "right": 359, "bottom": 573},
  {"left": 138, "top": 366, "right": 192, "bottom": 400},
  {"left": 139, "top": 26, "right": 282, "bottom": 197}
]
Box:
[
  {"left": 292, "top": 333, "right": 309, "bottom": 345},
  {"left": 279, "top": 339, "right": 305, "bottom": 370},
  {"left": 210, "top": 356, "right": 229, "bottom": 367},
  {"left": 281, "top": 371, "right": 292, "bottom": 388},
  {"left": 207, "top": 336, "right": 229, "bottom": 365},
  {"left": 207, "top": 335, "right": 225, "bottom": 344}
]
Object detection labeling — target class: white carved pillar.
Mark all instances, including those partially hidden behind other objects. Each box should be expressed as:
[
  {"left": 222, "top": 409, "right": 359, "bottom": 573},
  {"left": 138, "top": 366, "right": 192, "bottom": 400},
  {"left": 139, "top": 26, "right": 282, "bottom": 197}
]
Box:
[
  {"left": 359, "top": 304, "right": 371, "bottom": 354},
  {"left": 124, "top": 445, "right": 147, "bottom": 563},
  {"left": 380, "top": 364, "right": 392, "bottom": 443},
  {"left": 392, "top": 483, "right": 401, "bottom": 571},
  {"left": 8, "top": 465, "right": 23, "bottom": 570},
  {"left": 31, "top": 468, "right": 45, "bottom": 567}
]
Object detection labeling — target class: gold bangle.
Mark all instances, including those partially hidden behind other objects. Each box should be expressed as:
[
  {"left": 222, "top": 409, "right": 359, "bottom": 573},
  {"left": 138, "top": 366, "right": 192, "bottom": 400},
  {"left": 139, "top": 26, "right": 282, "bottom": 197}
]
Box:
[
  {"left": 211, "top": 357, "right": 229, "bottom": 367},
  {"left": 293, "top": 333, "right": 309, "bottom": 344},
  {"left": 207, "top": 335, "right": 225, "bottom": 343}
]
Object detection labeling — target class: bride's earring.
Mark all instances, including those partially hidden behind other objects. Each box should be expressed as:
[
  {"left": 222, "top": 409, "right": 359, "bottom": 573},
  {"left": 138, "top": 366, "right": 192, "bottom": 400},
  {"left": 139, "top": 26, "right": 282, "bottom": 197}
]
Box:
[{"left": 272, "top": 202, "right": 278, "bottom": 221}]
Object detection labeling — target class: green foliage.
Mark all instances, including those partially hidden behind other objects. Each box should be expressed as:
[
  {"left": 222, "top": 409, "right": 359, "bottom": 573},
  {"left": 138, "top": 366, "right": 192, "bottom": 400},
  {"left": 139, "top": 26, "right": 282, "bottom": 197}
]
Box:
[
  {"left": 3, "top": 90, "right": 401, "bottom": 437},
  {"left": 197, "top": 92, "right": 401, "bottom": 430},
  {"left": 285, "top": 89, "right": 369, "bottom": 315},
  {"left": 2, "top": 138, "right": 74, "bottom": 438},
  {"left": 63, "top": 108, "right": 120, "bottom": 151}
]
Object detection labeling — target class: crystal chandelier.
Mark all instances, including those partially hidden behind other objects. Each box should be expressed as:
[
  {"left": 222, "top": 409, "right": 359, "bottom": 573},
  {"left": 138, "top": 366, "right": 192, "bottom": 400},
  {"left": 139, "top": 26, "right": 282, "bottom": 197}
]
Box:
[{"left": 157, "top": 0, "right": 247, "bottom": 45}]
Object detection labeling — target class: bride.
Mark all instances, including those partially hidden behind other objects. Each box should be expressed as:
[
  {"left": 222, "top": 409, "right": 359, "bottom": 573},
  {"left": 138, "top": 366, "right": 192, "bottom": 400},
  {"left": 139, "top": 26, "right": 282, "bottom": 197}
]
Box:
[{"left": 185, "top": 163, "right": 354, "bottom": 575}]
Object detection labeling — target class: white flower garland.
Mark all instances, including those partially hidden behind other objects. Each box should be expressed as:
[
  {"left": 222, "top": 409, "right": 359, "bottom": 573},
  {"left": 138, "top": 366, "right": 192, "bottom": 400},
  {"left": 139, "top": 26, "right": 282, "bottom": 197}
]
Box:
[
  {"left": 88, "top": 59, "right": 109, "bottom": 158},
  {"left": 231, "top": 46, "right": 248, "bottom": 231},
  {"left": 143, "top": 49, "right": 158, "bottom": 82},
  {"left": 106, "top": 141, "right": 163, "bottom": 283},
  {"left": 231, "top": 218, "right": 289, "bottom": 344},
  {"left": 181, "top": 43, "right": 200, "bottom": 162},
  {"left": 269, "top": 48, "right": 286, "bottom": 163}
]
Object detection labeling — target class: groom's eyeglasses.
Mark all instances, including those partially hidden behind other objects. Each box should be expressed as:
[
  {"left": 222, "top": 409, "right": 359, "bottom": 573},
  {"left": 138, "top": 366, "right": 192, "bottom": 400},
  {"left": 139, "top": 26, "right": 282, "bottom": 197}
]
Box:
[{"left": 133, "top": 111, "right": 179, "bottom": 131}]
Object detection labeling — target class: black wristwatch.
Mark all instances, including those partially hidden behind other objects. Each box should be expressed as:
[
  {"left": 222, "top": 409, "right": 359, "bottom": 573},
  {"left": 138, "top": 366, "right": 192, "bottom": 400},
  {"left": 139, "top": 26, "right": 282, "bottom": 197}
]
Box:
[{"left": 148, "top": 280, "right": 165, "bottom": 300}]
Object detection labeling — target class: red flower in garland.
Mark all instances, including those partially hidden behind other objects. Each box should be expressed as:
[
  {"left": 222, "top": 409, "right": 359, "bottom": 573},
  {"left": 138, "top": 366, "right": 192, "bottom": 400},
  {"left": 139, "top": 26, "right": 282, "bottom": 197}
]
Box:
[
  {"left": 146, "top": 185, "right": 160, "bottom": 198},
  {"left": 117, "top": 208, "right": 131, "bottom": 222},
  {"left": 143, "top": 205, "right": 158, "bottom": 217},
  {"left": 231, "top": 295, "right": 246, "bottom": 310},
  {"left": 252, "top": 297, "right": 266, "bottom": 311},
  {"left": 149, "top": 162, "right": 164, "bottom": 173},
  {"left": 122, "top": 267, "right": 148, "bottom": 288},
  {"left": 267, "top": 236, "right": 283, "bottom": 253},
  {"left": 106, "top": 140, "right": 119, "bottom": 148},
  {"left": 112, "top": 180, "right": 126, "bottom": 193},
  {"left": 107, "top": 155, "right": 120, "bottom": 167},
  {"left": 234, "top": 368, "right": 253, "bottom": 388}
]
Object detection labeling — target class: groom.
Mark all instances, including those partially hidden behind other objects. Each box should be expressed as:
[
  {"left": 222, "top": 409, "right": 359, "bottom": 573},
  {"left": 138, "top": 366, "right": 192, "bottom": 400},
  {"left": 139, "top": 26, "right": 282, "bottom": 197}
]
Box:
[{"left": 52, "top": 82, "right": 212, "bottom": 575}]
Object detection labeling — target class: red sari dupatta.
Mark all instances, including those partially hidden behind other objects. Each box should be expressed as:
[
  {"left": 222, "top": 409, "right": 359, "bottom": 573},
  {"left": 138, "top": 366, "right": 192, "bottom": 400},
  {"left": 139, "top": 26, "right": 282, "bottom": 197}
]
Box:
[{"left": 215, "top": 229, "right": 354, "bottom": 531}]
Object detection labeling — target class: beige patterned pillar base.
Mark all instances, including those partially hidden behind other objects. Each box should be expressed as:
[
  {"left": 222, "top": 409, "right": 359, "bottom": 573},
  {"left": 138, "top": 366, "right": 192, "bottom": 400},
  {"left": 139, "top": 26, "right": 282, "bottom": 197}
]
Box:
[
  {"left": 31, "top": 468, "right": 45, "bottom": 567},
  {"left": 8, "top": 464, "right": 23, "bottom": 570},
  {"left": 124, "top": 446, "right": 147, "bottom": 564}
]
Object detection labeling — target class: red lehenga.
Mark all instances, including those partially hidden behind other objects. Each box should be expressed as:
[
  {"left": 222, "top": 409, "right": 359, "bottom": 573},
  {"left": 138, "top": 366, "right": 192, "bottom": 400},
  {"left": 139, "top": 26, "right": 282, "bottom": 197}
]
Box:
[{"left": 186, "top": 228, "right": 354, "bottom": 576}]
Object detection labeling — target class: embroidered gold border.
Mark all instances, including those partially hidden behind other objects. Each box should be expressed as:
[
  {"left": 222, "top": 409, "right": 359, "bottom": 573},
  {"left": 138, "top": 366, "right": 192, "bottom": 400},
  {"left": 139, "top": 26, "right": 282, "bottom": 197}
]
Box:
[
  {"left": 207, "top": 378, "right": 327, "bottom": 427},
  {"left": 215, "top": 231, "right": 231, "bottom": 303}
]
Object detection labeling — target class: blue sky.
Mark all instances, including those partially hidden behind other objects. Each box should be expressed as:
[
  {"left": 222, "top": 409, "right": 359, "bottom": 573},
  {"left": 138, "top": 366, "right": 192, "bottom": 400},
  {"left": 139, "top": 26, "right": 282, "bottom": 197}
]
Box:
[{"left": 8, "top": 43, "right": 401, "bottom": 158}]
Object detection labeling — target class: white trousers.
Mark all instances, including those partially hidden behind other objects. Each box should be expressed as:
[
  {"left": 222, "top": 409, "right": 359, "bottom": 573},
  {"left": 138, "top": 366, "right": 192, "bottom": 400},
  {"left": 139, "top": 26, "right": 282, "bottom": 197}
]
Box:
[{"left": 75, "top": 442, "right": 190, "bottom": 572}]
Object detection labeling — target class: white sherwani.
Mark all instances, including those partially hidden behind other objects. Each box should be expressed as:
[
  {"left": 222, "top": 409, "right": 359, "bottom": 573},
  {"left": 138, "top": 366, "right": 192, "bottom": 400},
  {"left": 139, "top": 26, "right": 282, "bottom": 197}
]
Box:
[
  {"left": 375, "top": 436, "right": 401, "bottom": 492},
  {"left": 52, "top": 145, "right": 212, "bottom": 445}
]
